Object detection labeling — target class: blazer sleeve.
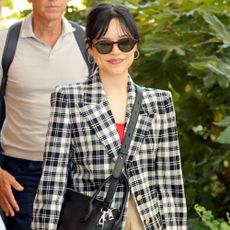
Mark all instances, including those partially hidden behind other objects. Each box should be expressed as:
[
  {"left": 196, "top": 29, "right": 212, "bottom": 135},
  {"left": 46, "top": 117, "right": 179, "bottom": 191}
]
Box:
[
  {"left": 156, "top": 91, "right": 187, "bottom": 229},
  {"left": 32, "top": 86, "right": 72, "bottom": 230}
]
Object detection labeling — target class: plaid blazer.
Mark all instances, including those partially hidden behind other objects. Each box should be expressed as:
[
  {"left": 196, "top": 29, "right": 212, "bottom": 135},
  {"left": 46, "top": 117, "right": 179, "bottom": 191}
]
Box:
[{"left": 32, "top": 73, "right": 187, "bottom": 230}]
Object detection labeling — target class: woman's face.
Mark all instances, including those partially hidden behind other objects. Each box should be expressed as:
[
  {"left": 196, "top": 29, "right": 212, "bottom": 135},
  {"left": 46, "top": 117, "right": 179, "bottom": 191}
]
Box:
[{"left": 88, "top": 18, "right": 137, "bottom": 78}]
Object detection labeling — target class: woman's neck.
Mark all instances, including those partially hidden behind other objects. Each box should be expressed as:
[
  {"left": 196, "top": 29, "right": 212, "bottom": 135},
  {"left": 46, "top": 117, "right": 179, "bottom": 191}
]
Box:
[
  {"left": 99, "top": 71, "right": 129, "bottom": 124},
  {"left": 99, "top": 71, "right": 129, "bottom": 94}
]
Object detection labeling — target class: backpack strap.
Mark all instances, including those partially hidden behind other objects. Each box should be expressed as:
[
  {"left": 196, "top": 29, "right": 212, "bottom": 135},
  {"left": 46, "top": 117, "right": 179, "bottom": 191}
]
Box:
[
  {"left": 1, "top": 22, "right": 22, "bottom": 97},
  {"left": 0, "top": 22, "right": 22, "bottom": 132},
  {"left": 69, "top": 21, "right": 92, "bottom": 75}
]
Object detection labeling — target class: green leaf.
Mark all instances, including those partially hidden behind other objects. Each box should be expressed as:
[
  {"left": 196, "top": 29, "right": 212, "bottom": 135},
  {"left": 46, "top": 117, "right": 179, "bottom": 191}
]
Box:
[
  {"left": 220, "top": 222, "right": 230, "bottom": 230},
  {"left": 195, "top": 204, "right": 230, "bottom": 230},
  {"left": 216, "top": 126, "right": 230, "bottom": 144},
  {"left": 2, "top": 0, "right": 13, "bottom": 9},
  {"left": 214, "top": 116, "right": 230, "bottom": 127},
  {"left": 203, "top": 75, "right": 216, "bottom": 88},
  {"left": 203, "top": 12, "right": 230, "bottom": 45},
  {"left": 216, "top": 74, "right": 229, "bottom": 88}
]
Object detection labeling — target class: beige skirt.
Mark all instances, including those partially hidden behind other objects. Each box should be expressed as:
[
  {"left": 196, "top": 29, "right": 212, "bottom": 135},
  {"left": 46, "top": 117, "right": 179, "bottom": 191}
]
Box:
[{"left": 124, "top": 195, "right": 144, "bottom": 230}]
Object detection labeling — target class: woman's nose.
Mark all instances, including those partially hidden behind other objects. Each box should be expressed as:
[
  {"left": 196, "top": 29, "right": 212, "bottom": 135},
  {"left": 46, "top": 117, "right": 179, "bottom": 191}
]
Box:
[{"left": 111, "top": 44, "right": 121, "bottom": 54}]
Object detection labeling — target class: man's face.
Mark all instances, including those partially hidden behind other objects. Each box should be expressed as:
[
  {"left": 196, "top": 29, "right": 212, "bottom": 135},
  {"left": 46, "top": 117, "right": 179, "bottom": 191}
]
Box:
[{"left": 28, "top": 0, "right": 68, "bottom": 22}]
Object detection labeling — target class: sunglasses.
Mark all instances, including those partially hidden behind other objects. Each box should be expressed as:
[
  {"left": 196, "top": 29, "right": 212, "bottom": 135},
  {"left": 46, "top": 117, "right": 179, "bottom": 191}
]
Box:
[{"left": 93, "top": 38, "right": 137, "bottom": 54}]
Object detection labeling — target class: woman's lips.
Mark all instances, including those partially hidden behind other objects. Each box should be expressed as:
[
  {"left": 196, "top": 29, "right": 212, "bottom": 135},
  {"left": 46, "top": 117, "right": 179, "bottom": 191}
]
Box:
[{"left": 107, "top": 58, "right": 123, "bottom": 64}]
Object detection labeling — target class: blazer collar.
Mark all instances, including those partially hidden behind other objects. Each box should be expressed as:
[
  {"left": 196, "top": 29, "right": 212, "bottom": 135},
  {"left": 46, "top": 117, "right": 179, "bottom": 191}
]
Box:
[
  {"left": 83, "top": 72, "right": 136, "bottom": 107},
  {"left": 83, "top": 73, "right": 107, "bottom": 105},
  {"left": 83, "top": 71, "right": 156, "bottom": 115}
]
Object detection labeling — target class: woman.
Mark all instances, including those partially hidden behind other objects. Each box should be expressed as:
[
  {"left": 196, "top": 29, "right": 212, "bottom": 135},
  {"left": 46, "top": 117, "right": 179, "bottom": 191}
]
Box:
[{"left": 32, "top": 3, "right": 187, "bottom": 230}]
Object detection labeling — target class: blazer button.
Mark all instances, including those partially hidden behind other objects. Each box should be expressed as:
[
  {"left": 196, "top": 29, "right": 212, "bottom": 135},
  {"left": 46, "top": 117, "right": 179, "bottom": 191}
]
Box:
[
  {"left": 136, "top": 194, "right": 142, "bottom": 201},
  {"left": 144, "top": 218, "right": 150, "bottom": 225}
]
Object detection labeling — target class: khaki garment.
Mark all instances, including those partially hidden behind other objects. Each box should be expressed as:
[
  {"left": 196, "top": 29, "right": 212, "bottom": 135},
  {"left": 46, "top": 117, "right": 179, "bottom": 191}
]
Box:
[{"left": 125, "top": 195, "right": 144, "bottom": 230}]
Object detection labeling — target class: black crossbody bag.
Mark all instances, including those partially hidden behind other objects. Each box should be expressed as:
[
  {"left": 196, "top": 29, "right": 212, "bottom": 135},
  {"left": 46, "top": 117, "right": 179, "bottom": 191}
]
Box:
[{"left": 57, "top": 85, "right": 143, "bottom": 230}]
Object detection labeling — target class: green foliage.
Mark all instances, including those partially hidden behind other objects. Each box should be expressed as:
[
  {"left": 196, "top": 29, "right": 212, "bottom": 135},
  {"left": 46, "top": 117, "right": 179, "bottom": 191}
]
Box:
[
  {"left": 2, "top": 0, "right": 13, "bottom": 9},
  {"left": 125, "top": 1, "right": 230, "bottom": 226},
  {"left": 65, "top": 5, "right": 87, "bottom": 25},
  {"left": 194, "top": 204, "right": 230, "bottom": 230},
  {"left": 19, "top": 9, "right": 32, "bottom": 19},
  {"left": 214, "top": 116, "right": 230, "bottom": 144},
  {"left": 0, "top": 0, "right": 22, "bottom": 25}
]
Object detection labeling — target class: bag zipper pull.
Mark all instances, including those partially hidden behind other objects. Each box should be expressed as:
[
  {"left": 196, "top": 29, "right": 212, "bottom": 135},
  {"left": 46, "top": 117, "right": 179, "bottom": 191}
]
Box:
[{"left": 97, "top": 208, "right": 114, "bottom": 228}]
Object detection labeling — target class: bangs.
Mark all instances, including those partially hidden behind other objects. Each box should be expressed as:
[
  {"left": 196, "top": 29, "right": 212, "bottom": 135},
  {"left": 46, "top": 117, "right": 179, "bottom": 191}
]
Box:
[
  {"left": 86, "top": 3, "right": 140, "bottom": 45},
  {"left": 96, "top": 18, "right": 136, "bottom": 41}
]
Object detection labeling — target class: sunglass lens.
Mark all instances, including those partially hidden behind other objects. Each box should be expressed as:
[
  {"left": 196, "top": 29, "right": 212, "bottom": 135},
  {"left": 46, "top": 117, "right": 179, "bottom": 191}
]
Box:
[
  {"left": 95, "top": 41, "right": 112, "bottom": 54},
  {"left": 118, "top": 38, "right": 135, "bottom": 52},
  {"left": 94, "top": 38, "right": 136, "bottom": 54}
]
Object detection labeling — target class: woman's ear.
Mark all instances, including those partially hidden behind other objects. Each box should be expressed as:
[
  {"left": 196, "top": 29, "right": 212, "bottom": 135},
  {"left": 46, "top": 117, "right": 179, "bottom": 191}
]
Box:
[
  {"left": 87, "top": 47, "right": 94, "bottom": 57},
  {"left": 134, "top": 43, "right": 138, "bottom": 52},
  {"left": 85, "top": 38, "right": 94, "bottom": 57}
]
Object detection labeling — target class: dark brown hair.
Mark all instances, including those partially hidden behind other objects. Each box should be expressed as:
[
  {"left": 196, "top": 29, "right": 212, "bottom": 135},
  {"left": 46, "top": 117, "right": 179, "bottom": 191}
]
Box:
[{"left": 86, "top": 3, "right": 140, "bottom": 46}]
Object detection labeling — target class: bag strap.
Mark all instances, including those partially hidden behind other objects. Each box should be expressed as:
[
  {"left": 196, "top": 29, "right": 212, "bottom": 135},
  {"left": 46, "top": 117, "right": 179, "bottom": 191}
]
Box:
[
  {"left": 0, "top": 22, "right": 22, "bottom": 135},
  {"left": 113, "top": 85, "right": 143, "bottom": 177},
  {"left": 103, "top": 85, "right": 143, "bottom": 229},
  {"left": 85, "top": 85, "right": 143, "bottom": 228},
  {"left": 69, "top": 21, "right": 92, "bottom": 75},
  {"left": 104, "top": 85, "right": 143, "bottom": 204}
]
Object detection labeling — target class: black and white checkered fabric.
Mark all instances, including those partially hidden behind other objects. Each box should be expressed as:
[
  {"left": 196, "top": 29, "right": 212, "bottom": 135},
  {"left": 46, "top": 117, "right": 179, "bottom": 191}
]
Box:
[{"left": 32, "top": 73, "right": 187, "bottom": 230}]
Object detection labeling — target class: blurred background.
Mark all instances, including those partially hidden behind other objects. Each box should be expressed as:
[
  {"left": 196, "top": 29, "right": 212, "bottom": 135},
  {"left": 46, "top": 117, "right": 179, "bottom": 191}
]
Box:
[{"left": 0, "top": 0, "right": 229, "bottom": 229}]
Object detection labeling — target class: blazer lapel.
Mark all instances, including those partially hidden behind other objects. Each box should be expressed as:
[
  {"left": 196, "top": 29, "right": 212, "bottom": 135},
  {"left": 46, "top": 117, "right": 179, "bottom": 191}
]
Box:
[
  {"left": 78, "top": 75, "right": 121, "bottom": 157},
  {"left": 125, "top": 79, "right": 156, "bottom": 161}
]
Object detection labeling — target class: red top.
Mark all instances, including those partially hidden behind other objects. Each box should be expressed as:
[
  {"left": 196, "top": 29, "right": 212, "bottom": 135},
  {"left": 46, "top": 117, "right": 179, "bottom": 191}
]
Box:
[{"left": 116, "top": 123, "right": 125, "bottom": 144}]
